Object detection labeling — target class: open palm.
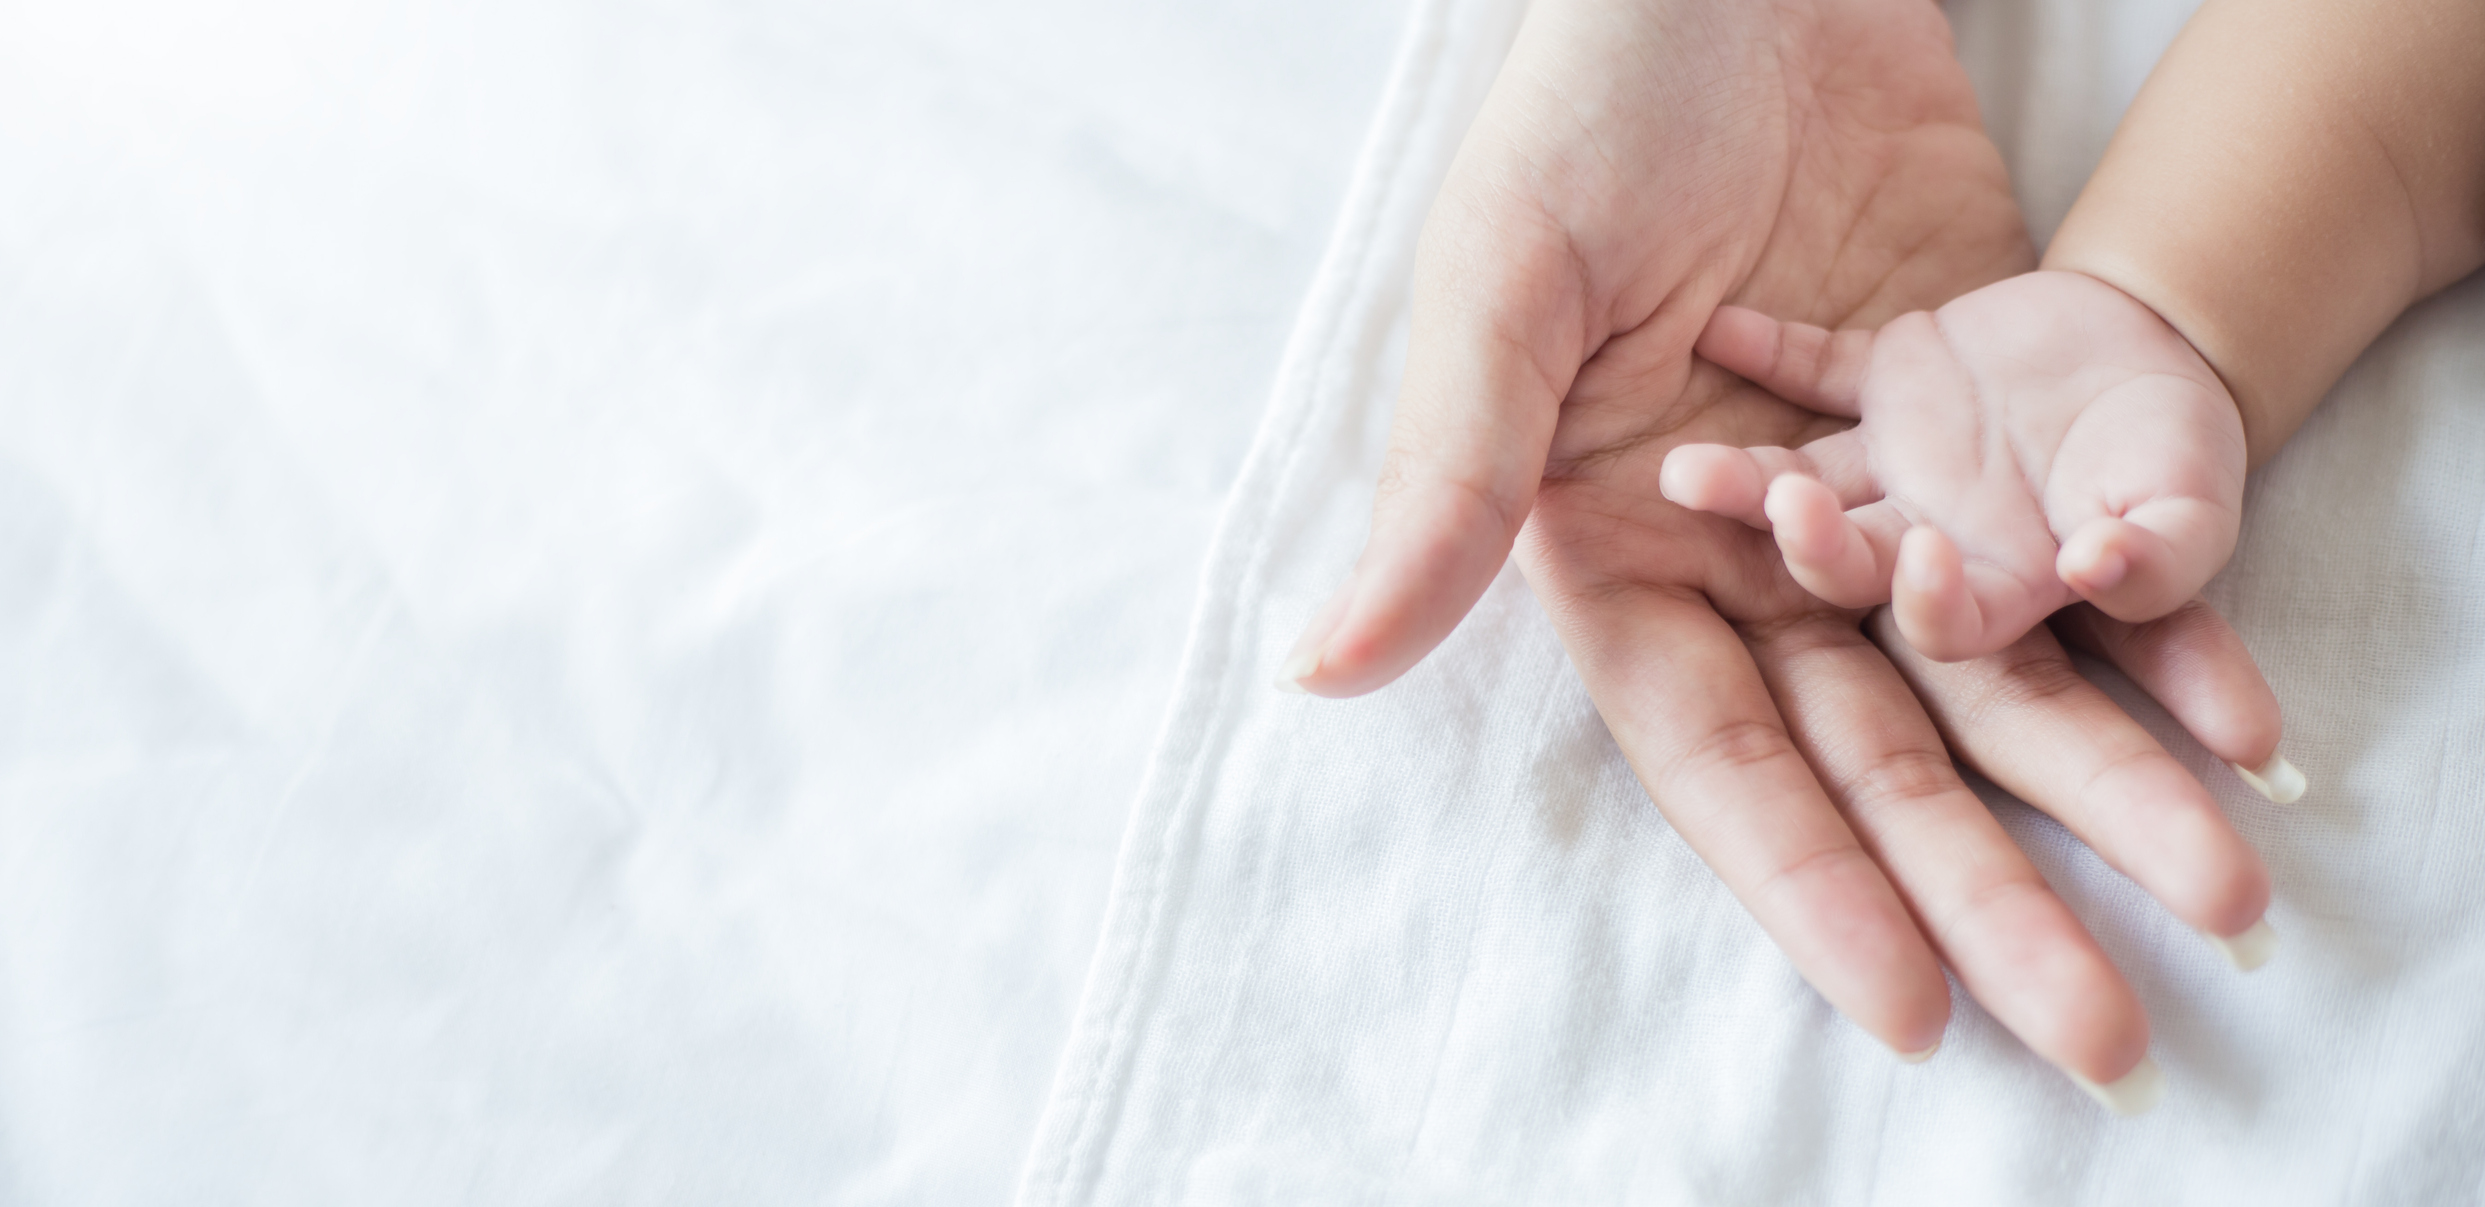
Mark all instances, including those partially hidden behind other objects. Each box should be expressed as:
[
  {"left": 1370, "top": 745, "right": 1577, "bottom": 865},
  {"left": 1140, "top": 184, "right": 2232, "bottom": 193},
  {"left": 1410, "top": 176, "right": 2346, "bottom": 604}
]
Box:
[
  {"left": 1283, "top": 0, "right": 2287, "bottom": 1103},
  {"left": 1665, "top": 271, "right": 2248, "bottom": 662}
]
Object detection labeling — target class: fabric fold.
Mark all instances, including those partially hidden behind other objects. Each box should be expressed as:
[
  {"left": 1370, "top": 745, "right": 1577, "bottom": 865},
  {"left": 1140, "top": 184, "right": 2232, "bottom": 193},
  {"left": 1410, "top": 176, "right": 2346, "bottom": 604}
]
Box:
[{"left": 1018, "top": 0, "right": 2485, "bottom": 1202}]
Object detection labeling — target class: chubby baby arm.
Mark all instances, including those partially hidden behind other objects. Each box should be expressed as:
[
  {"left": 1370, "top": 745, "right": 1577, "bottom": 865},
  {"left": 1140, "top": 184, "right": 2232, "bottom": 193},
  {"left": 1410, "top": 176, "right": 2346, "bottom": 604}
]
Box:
[
  {"left": 2044, "top": 0, "right": 2485, "bottom": 465},
  {"left": 1667, "top": 0, "right": 2485, "bottom": 664},
  {"left": 1660, "top": 270, "right": 2246, "bottom": 662}
]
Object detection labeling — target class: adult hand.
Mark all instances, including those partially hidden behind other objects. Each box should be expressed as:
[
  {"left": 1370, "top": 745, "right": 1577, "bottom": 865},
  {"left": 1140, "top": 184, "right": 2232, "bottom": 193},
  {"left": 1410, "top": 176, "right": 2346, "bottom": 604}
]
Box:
[{"left": 1278, "top": 0, "right": 2293, "bottom": 1106}]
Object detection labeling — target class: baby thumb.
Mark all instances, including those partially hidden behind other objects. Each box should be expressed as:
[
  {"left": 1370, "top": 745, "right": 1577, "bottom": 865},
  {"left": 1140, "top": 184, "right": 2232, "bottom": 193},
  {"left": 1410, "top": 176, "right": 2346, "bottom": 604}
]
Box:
[{"left": 2056, "top": 502, "right": 2239, "bottom": 623}]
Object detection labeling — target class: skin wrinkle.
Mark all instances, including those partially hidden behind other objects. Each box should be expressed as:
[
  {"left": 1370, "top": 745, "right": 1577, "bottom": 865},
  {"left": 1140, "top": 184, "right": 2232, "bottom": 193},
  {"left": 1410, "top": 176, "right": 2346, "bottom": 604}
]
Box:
[
  {"left": 2046, "top": 372, "right": 2233, "bottom": 519},
  {"left": 1886, "top": 624, "right": 2260, "bottom": 938},
  {"left": 1760, "top": 6, "right": 2002, "bottom": 323},
  {"left": 1926, "top": 306, "right": 2060, "bottom": 610},
  {"left": 1809, "top": 161, "right": 1909, "bottom": 323},
  {"left": 1922, "top": 876, "right": 2058, "bottom": 964},
  {"left": 1835, "top": 745, "right": 1972, "bottom": 822},
  {"left": 1829, "top": 182, "right": 1967, "bottom": 338},
  {"left": 1663, "top": 715, "right": 1811, "bottom": 786},
  {"left": 1747, "top": 841, "right": 1885, "bottom": 927},
  {"left": 2092, "top": 603, "right": 2227, "bottom": 702},
  {"left": 1678, "top": 270, "right": 2251, "bottom": 657},
  {"left": 2072, "top": 745, "right": 2180, "bottom": 839},
  {"left": 2337, "top": 88, "right": 2430, "bottom": 301},
  {"left": 2044, "top": 0, "right": 2485, "bottom": 464},
  {"left": 1949, "top": 646, "right": 2091, "bottom": 741},
  {"left": 1513, "top": 80, "right": 1630, "bottom": 232},
  {"left": 1547, "top": 321, "right": 1781, "bottom": 481},
  {"left": 1794, "top": 115, "right": 1992, "bottom": 311},
  {"left": 1562, "top": 23, "right": 2026, "bottom": 492}
]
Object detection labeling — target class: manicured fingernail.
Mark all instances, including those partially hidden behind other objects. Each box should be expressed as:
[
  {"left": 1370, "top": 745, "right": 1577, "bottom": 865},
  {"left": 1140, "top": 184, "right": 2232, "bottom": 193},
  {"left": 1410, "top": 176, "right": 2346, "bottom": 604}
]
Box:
[
  {"left": 2206, "top": 917, "right": 2278, "bottom": 971},
  {"left": 2232, "top": 752, "right": 2307, "bottom": 804},
  {"left": 1273, "top": 646, "right": 1320, "bottom": 693},
  {"left": 2067, "top": 1054, "right": 2166, "bottom": 1117},
  {"left": 1897, "top": 1041, "right": 1941, "bottom": 1064},
  {"left": 1274, "top": 575, "right": 1355, "bottom": 694}
]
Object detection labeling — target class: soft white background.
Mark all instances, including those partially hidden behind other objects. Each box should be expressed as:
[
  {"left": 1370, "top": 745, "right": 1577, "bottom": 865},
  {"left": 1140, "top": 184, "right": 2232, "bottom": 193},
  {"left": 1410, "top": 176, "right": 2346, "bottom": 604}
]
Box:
[
  {"left": 0, "top": 1, "right": 1396, "bottom": 1201},
  {"left": 6, "top": 0, "right": 2483, "bottom": 1203}
]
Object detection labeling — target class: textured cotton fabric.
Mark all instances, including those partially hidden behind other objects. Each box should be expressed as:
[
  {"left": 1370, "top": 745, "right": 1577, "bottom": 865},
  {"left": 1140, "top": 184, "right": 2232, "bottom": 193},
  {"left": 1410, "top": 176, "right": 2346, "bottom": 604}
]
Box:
[
  {"left": 0, "top": 2, "right": 1396, "bottom": 1202},
  {"left": 1020, "top": 0, "right": 2485, "bottom": 1202},
  {"left": 6, "top": 0, "right": 2484, "bottom": 1202}
]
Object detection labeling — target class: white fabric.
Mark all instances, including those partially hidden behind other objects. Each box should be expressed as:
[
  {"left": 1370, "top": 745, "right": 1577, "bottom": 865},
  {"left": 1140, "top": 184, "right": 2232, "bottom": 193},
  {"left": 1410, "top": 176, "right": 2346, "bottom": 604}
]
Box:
[
  {"left": 8, "top": 0, "right": 2485, "bottom": 1201},
  {"left": 1022, "top": 0, "right": 2485, "bottom": 1203},
  {"left": 0, "top": 1, "right": 1397, "bottom": 1202}
]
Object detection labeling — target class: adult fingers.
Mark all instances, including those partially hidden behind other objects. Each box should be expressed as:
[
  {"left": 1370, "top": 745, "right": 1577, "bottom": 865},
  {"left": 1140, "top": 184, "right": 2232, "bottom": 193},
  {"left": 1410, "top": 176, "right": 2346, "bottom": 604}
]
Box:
[
  {"left": 1278, "top": 198, "right": 1586, "bottom": 698},
  {"left": 1879, "top": 611, "right": 2276, "bottom": 965},
  {"left": 1752, "top": 616, "right": 2152, "bottom": 1100},
  {"left": 2051, "top": 601, "right": 2304, "bottom": 803},
  {"left": 1695, "top": 304, "right": 1874, "bottom": 417},
  {"left": 1544, "top": 582, "right": 1947, "bottom": 1057}
]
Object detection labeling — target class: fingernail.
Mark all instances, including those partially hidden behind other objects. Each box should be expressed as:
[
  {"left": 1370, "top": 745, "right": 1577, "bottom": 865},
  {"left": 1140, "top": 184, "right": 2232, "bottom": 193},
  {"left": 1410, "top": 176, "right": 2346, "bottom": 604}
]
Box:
[
  {"left": 2067, "top": 1054, "right": 2166, "bottom": 1117},
  {"left": 1273, "top": 645, "right": 1320, "bottom": 692},
  {"left": 2232, "top": 752, "right": 2307, "bottom": 804},
  {"left": 1274, "top": 575, "right": 1355, "bottom": 694},
  {"left": 2205, "top": 917, "right": 2279, "bottom": 972},
  {"left": 1899, "top": 533, "right": 1942, "bottom": 594},
  {"left": 1656, "top": 450, "right": 1697, "bottom": 507},
  {"left": 1897, "top": 1040, "right": 1941, "bottom": 1064},
  {"left": 2073, "top": 546, "right": 2128, "bottom": 593},
  {"left": 1274, "top": 631, "right": 1324, "bottom": 692}
]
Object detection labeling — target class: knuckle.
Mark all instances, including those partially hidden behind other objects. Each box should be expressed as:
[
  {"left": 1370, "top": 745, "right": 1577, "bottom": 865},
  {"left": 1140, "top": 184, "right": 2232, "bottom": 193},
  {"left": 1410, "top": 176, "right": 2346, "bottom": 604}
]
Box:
[
  {"left": 1838, "top": 747, "right": 1964, "bottom": 819},
  {"left": 1972, "top": 650, "right": 2091, "bottom": 722},
  {"left": 1927, "top": 873, "right": 2049, "bottom": 951},
  {"left": 1372, "top": 462, "right": 1528, "bottom": 543},
  {"left": 1752, "top": 842, "right": 1873, "bottom": 913},
  {"left": 2074, "top": 746, "right": 2180, "bottom": 827},
  {"left": 1672, "top": 717, "right": 1798, "bottom": 782}
]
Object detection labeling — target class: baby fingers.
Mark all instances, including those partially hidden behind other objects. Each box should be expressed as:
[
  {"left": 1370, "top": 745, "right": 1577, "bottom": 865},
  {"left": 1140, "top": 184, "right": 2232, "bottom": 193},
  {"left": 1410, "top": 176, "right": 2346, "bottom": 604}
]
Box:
[
  {"left": 2057, "top": 500, "right": 2240, "bottom": 623},
  {"left": 1659, "top": 434, "right": 1876, "bottom": 530},
  {"left": 1695, "top": 305, "right": 1874, "bottom": 418},
  {"left": 1765, "top": 480, "right": 1903, "bottom": 609},
  {"left": 1659, "top": 444, "right": 1772, "bottom": 525},
  {"left": 1893, "top": 527, "right": 2065, "bottom": 662}
]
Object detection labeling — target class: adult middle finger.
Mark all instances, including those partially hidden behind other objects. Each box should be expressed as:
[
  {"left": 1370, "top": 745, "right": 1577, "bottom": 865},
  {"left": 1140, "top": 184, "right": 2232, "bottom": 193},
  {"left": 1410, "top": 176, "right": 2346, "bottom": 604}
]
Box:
[{"left": 1748, "top": 614, "right": 2154, "bottom": 1103}]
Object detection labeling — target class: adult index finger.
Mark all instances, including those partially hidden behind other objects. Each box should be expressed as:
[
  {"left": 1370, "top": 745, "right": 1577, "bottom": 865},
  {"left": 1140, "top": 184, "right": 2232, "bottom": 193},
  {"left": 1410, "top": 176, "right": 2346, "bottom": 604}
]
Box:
[{"left": 1878, "top": 611, "right": 2276, "bottom": 966}]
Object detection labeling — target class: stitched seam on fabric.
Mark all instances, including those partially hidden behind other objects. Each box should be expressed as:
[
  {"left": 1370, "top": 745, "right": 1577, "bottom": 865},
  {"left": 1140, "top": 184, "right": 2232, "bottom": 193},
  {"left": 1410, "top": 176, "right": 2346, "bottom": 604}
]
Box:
[
  {"left": 1011, "top": 2, "right": 1458, "bottom": 1202},
  {"left": 1382, "top": 633, "right": 1572, "bottom": 1198},
  {"left": 1147, "top": 8, "right": 1474, "bottom": 1198}
]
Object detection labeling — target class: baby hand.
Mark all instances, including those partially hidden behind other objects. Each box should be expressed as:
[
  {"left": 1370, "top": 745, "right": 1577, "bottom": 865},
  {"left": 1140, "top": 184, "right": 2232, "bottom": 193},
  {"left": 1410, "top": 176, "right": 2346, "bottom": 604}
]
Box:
[{"left": 1660, "top": 271, "right": 2247, "bottom": 661}]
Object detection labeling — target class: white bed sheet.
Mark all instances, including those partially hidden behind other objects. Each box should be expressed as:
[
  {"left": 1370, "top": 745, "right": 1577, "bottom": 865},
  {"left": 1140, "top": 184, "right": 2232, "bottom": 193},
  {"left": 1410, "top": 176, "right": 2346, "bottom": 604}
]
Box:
[
  {"left": 0, "top": 1, "right": 1398, "bottom": 1202},
  {"left": 1020, "top": 0, "right": 2485, "bottom": 1203},
  {"left": 8, "top": 0, "right": 2485, "bottom": 1202}
]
